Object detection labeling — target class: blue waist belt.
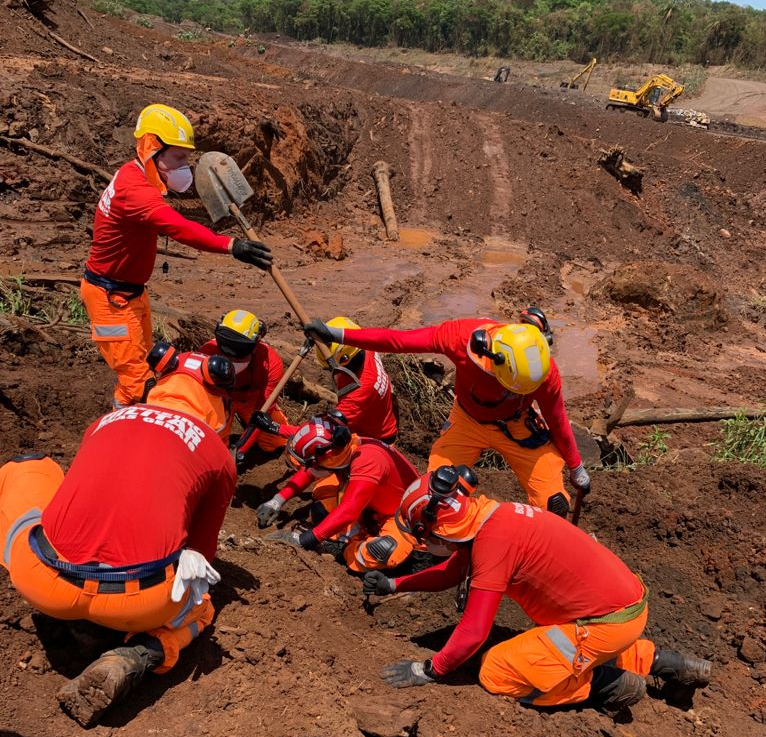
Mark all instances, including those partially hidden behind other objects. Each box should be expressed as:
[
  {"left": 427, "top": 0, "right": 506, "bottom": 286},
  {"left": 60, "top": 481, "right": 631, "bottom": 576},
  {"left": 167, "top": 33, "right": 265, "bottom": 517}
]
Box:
[
  {"left": 29, "top": 525, "right": 181, "bottom": 583},
  {"left": 83, "top": 268, "right": 145, "bottom": 299}
]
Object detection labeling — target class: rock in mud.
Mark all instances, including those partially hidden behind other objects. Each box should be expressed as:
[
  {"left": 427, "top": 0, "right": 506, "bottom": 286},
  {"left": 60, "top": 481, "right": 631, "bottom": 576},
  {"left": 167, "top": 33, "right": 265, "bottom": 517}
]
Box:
[
  {"left": 739, "top": 636, "right": 766, "bottom": 664},
  {"left": 350, "top": 695, "right": 419, "bottom": 737}
]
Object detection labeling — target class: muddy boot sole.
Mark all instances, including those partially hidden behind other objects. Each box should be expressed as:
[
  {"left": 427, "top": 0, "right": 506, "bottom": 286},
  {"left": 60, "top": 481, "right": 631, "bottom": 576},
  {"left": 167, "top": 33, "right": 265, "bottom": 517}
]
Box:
[{"left": 56, "top": 661, "right": 126, "bottom": 727}]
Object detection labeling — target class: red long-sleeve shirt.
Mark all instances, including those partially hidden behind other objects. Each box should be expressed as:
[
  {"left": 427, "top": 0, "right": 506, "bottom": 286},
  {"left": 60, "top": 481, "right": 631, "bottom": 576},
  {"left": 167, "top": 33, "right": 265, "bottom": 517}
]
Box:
[
  {"left": 87, "top": 161, "right": 230, "bottom": 284},
  {"left": 335, "top": 351, "right": 398, "bottom": 440},
  {"left": 334, "top": 319, "right": 581, "bottom": 469},
  {"left": 278, "top": 439, "right": 418, "bottom": 542},
  {"left": 42, "top": 405, "right": 236, "bottom": 565},
  {"left": 394, "top": 502, "right": 644, "bottom": 676},
  {"left": 199, "top": 339, "right": 284, "bottom": 422}
]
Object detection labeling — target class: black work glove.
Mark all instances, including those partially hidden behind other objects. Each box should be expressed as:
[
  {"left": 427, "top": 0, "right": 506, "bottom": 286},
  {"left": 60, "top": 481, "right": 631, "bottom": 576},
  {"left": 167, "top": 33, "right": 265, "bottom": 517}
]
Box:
[
  {"left": 250, "top": 410, "right": 281, "bottom": 436},
  {"left": 380, "top": 659, "right": 435, "bottom": 688},
  {"left": 231, "top": 238, "right": 273, "bottom": 270},
  {"left": 303, "top": 318, "right": 343, "bottom": 346},
  {"left": 363, "top": 571, "right": 396, "bottom": 596}
]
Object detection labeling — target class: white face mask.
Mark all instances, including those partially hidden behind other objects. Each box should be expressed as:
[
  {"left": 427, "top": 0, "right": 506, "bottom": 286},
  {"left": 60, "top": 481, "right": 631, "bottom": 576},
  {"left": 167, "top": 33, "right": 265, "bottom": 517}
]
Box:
[
  {"left": 232, "top": 360, "right": 250, "bottom": 374},
  {"left": 425, "top": 538, "right": 454, "bottom": 557},
  {"left": 160, "top": 165, "right": 193, "bottom": 193}
]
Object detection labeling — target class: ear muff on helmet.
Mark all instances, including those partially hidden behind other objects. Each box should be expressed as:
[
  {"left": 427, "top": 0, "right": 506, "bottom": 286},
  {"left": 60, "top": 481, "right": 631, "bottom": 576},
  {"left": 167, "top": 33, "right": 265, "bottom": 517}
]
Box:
[
  {"left": 201, "top": 354, "right": 236, "bottom": 391},
  {"left": 411, "top": 465, "right": 461, "bottom": 542},
  {"left": 520, "top": 306, "right": 554, "bottom": 346},
  {"left": 469, "top": 329, "right": 505, "bottom": 366},
  {"left": 147, "top": 341, "right": 179, "bottom": 375}
]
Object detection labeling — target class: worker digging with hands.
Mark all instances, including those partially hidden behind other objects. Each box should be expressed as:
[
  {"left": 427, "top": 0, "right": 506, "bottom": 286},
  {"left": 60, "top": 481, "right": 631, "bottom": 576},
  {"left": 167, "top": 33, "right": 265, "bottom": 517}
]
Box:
[
  {"left": 0, "top": 341, "right": 238, "bottom": 727},
  {"left": 364, "top": 465, "right": 712, "bottom": 710},
  {"left": 262, "top": 413, "right": 420, "bottom": 572},
  {"left": 304, "top": 307, "right": 590, "bottom": 518},
  {"left": 81, "top": 103, "right": 272, "bottom": 410},
  {"left": 199, "top": 309, "right": 288, "bottom": 468}
]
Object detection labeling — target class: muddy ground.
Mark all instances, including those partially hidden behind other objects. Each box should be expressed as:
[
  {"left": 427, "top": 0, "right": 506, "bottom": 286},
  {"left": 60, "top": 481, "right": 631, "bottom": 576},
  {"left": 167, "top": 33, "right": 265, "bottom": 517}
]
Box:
[{"left": 1, "top": 2, "right": 765, "bottom": 736}]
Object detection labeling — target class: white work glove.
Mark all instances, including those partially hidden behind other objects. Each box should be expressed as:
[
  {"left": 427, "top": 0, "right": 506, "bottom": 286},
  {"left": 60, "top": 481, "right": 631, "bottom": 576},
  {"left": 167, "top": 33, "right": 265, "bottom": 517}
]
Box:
[
  {"left": 171, "top": 549, "right": 221, "bottom": 605},
  {"left": 256, "top": 495, "right": 285, "bottom": 528},
  {"left": 569, "top": 464, "right": 591, "bottom": 494}
]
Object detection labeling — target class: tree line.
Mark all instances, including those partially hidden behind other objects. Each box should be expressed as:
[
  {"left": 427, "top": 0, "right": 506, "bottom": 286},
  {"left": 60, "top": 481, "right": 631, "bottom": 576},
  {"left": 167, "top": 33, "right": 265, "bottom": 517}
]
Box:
[{"left": 120, "top": 0, "right": 766, "bottom": 68}]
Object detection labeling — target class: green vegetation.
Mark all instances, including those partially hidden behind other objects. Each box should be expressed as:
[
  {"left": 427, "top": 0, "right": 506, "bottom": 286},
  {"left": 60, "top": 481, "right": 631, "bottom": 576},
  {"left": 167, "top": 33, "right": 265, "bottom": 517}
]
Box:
[
  {"left": 176, "top": 28, "right": 208, "bottom": 40},
  {"left": 92, "top": 0, "right": 128, "bottom": 18},
  {"left": 65, "top": 292, "right": 89, "bottom": 326},
  {"left": 0, "top": 277, "right": 32, "bottom": 317},
  {"left": 118, "top": 0, "right": 766, "bottom": 67},
  {"left": 135, "top": 15, "right": 155, "bottom": 27},
  {"left": 636, "top": 425, "right": 671, "bottom": 465},
  {"left": 715, "top": 412, "right": 766, "bottom": 467}
]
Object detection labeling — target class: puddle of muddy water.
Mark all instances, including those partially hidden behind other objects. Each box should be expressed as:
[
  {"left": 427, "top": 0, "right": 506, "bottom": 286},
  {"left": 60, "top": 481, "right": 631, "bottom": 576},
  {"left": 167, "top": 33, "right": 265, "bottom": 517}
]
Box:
[
  {"left": 551, "top": 325, "right": 601, "bottom": 399},
  {"left": 398, "top": 227, "right": 439, "bottom": 249}
]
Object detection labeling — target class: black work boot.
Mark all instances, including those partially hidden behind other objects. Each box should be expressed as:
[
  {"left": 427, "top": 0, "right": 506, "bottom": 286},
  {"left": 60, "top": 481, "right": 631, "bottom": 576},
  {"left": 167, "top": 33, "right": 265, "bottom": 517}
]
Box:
[
  {"left": 56, "top": 639, "right": 164, "bottom": 727},
  {"left": 588, "top": 665, "right": 646, "bottom": 711},
  {"left": 650, "top": 649, "right": 712, "bottom": 687},
  {"left": 317, "top": 538, "right": 346, "bottom": 560}
]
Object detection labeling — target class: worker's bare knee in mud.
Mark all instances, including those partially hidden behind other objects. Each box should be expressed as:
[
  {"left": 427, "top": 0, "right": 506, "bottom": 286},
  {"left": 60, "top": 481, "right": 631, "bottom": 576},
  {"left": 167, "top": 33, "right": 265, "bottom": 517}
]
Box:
[
  {"left": 366, "top": 535, "right": 397, "bottom": 564},
  {"left": 547, "top": 493, "right": 570, "bottom": 518},
  {"left": 10, "top": 452, "right": 49, "bottom": 463},
  {"left": 310, "top": 500, "right": 330, "bottom": 526}
]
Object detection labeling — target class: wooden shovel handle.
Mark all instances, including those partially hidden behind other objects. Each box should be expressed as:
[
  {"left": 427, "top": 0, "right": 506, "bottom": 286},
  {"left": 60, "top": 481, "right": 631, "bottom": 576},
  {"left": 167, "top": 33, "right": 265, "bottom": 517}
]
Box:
[{"left": 229, "top": 202, "right": 335, "bottom": 364}]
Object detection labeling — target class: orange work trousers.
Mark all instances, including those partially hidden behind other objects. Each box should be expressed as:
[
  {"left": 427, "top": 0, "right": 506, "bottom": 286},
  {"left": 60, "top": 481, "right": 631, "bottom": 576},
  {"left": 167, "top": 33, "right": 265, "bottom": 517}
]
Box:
[
  {"left": 80, "top": 279, "right": 153, "bottom": 408},
  {"left": 479, "top": 606, "right": 656, "bottom": 706},
  {"left": 429, "top": 401, "right": 567, "bottom": 509},
  {"left": 0, "top": 457, "right": 213, "bottom": 674},
  {"left": 309, "top": 476, "right": 413, "bottom": 572}
]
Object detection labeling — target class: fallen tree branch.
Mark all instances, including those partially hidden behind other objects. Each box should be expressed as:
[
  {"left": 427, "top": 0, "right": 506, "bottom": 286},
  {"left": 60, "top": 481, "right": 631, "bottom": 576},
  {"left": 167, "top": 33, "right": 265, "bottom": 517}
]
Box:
[
  {"left": 617, "top": 406, "right": 764, "bottom": 427},
  {"left": 0, "top": 136, "right": 111, "bottom": 183},
  {"left": 372, "top": 160, "right": 399, "bottom": 241},
  {"left": 47, "top": 28, "right": 99, "bottom": 63},
  {"left": 76, "top": 6, "right": 95, "bottom": 30}
]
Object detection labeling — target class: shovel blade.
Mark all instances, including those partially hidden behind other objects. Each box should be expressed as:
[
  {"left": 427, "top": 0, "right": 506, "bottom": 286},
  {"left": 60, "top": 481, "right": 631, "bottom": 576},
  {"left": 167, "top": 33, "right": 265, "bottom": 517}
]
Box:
[{"left": 195, "top": 151, "right": 254, "bottom": 224}]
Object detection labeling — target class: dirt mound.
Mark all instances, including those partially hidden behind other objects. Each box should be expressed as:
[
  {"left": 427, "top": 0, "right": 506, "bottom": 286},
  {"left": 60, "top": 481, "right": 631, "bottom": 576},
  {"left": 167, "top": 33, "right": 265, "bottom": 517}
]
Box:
[
  {"left": 1, "top": 3, "right": 766, "bottom": 736},
  {"left": 594, "top": 260, "right": 726, "bottom": 325}
]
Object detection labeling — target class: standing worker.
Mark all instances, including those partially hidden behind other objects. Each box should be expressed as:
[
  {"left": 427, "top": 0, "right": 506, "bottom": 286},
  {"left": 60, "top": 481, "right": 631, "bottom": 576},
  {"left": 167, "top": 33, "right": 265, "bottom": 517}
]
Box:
[
  {"left": 81, "top": 103, "right": 273, "bottom": 409},
  {"left": 0, "top": 343, "right": 237, "bottom": 726},
  {"left": 365, "top": 466, "right": 712, "bottom": 709},
  {"left": 305, "top": 309, "right": 588, "bottom": 517}
]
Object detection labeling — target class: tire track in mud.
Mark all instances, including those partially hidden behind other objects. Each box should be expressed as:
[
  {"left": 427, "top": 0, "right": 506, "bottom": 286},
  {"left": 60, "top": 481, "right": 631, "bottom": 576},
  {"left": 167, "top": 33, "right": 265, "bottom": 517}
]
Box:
[
  {"left": 477, "top": 112, "right": 514, "bottom": 236},
  {"left": 407, "top": 102, "right": 433, "bottom": 224}
]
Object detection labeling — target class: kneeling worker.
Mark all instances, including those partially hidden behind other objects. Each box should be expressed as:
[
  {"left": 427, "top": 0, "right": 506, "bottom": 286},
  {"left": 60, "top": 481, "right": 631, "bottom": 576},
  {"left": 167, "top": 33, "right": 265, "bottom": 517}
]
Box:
[
  {"left": 0, "top": 343, "right": 237, "bottom": 726},
  {"left": 264, "top": 413, "right": 418, "bottom": 572},
  {"left": 364, "top": 466, "right": 711, "bottom": 710}
]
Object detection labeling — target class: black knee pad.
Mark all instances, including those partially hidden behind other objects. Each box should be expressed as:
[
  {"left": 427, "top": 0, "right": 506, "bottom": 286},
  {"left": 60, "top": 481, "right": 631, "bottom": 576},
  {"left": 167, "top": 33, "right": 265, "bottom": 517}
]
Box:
[
  {"left": 547, "top": 492, "right": 570, "bottom": 518},
  {"left": 10, "top": 452, "right": 48, "bottom": 463},
  {"left": 366, "top": 535, "right": 397, "bottom": 564}
]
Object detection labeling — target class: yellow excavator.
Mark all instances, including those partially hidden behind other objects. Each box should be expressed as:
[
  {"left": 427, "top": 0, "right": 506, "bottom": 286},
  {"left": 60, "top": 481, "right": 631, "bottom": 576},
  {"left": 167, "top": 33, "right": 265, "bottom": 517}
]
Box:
[
  {"left": 606, "top": 74, "right": 684, "bottom": 122},
  {"left": 560, "top": 58, "right": 597, "bottom": 91}
]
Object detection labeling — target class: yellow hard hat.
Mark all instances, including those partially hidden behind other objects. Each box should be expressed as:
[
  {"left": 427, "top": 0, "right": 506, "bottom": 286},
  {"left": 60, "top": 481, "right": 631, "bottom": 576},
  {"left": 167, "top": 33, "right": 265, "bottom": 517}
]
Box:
[
  {"left": 134, "top": 104, "right": 195, "bottom": 149},
  {"left": 489, "top": 324, "right": 550, "bottom": 394},
  {"left": 316, "top": 316, "right": 362, "bottom": 369},
  {"left": 214, "top": 310, "right": 266, "bottom": 359}
]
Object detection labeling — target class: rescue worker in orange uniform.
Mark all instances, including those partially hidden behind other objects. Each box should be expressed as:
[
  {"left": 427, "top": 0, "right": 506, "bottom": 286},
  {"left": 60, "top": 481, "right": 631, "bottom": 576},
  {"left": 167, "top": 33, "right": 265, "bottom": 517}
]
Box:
[
  {"left": 305, "top": 309, "right": 588, "bottom": 518},
  {"left": 363, "top": 466, "right": 712, "bottom": 709},
  {"left": 81, "top": 103, "right": 272, "bottom": 410},
  {"left": 264, "top": 413, "right": 419, "bottom": 572},
  {"left": 0, "top": 343, "right": 237, "bottom": 727},
  {"left": 199, "top": 309, "right": 288, "bottom": 466},
  {"left": 253, "top": 316, "right": 399, "bottom": 524}
]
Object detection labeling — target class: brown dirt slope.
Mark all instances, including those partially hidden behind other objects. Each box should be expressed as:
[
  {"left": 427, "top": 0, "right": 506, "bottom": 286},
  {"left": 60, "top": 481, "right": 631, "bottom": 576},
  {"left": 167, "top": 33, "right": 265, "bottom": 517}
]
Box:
[{"left": 0, "top": 3, "right": 765, "bottom": 736}]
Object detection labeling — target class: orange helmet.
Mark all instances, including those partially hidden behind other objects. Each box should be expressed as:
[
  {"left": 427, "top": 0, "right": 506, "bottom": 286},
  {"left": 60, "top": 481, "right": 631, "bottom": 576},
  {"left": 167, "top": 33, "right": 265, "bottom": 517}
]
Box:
[
  {"left": 286, "top": 411, "right": 355, "bottom": 472},
  {"left": 396, "top": 465, "right": 498, "bottom": 544}
]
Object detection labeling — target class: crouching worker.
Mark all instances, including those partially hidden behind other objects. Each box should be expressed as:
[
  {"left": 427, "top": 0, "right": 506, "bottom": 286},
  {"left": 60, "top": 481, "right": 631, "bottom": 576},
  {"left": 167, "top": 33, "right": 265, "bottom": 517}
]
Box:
[
  {"left": 365, "top": 466, "right": 711, "bottom": 711},
  {"left": 264, "top": 413, "right": 418, "bottom": 572},
  {"left": 199, "top": 309, "right": 288, "bottom": 468},
  {"left": 0, "top": 344, "right": 237, "bottom": 727}
]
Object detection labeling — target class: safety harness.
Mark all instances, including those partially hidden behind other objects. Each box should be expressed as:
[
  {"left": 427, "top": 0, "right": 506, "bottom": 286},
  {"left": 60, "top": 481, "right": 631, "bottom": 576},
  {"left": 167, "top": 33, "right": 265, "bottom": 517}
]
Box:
[
  {"left": 84, "top": 267, "right": 145, "bottom": 305},
  {"left": 29, "top": 525, "right": 180, "bottom": 588}
]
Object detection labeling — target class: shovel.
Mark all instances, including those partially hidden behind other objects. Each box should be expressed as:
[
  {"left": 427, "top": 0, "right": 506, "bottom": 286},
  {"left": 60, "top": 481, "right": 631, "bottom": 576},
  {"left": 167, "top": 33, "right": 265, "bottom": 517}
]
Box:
[
  {"left": 234, "top": 337, "right": 314, "bottom": 463},
  {"left": 570, "top": 483, "right": 589, "bottom": 527},
  {"left": 195, "top": 151, "right": 359, "bottom": 396}
]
